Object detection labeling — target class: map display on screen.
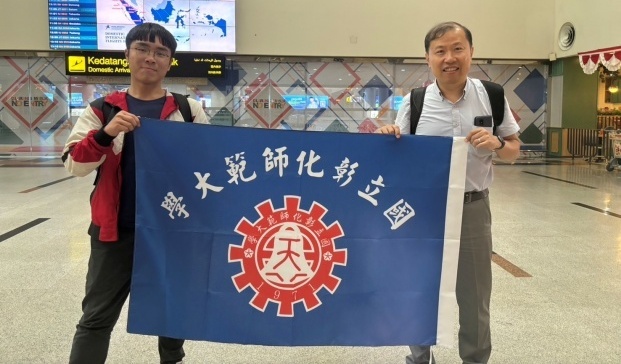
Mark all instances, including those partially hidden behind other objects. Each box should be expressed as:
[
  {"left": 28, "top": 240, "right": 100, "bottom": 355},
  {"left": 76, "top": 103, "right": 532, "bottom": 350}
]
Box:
[{"left": 49, "top": 0, "right": 236, "bottom": 52}]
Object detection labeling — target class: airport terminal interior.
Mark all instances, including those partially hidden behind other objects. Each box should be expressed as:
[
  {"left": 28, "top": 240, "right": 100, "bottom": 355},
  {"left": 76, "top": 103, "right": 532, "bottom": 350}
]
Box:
[
  {"left": 2, "top": 2, "right": 621, "bottom": 363},
  {"left": 1, "top": 58, "right": 620, "bottom": 363},
  {"left": 2, "top": 156, "right": 621, "bottom": 363},
  {"left": 1, "top": 47, "right": 621, "bottom": 364}
]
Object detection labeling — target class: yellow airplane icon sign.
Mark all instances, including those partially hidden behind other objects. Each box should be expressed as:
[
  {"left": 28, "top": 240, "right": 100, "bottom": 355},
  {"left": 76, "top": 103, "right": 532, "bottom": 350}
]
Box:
[{"left": 68, "top": 56, "right": 86, "bottom": 72}]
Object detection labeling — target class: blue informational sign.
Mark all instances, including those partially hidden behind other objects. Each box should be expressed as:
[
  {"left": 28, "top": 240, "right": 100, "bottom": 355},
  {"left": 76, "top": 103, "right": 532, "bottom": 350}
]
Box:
[
  {"left": 393, "top": 96, "right": 404, "bottom": 111},
  {"left": 282, "top": 95, "right": 307, "bottom": 110},
  {"left": 283, "top": 95, "right": 330, "bottom": 110},
  {"left": 69, "top": 93, "right": 84, "bottom": 107},
  {"left": 129, "top": 120, "right": 467, "bottom": 347}
]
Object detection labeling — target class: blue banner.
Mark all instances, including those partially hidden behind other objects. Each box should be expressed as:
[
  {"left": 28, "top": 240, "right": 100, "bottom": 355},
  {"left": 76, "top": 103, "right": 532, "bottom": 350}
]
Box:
[{"left": 128, "top": 119, "right": 467, "bottom": 346}]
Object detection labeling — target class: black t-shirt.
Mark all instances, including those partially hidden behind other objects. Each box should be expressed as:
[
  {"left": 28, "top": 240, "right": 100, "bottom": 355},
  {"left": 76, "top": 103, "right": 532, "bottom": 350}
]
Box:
[{"left": 118, "top": 94, "right": 166, "bottom": 230}]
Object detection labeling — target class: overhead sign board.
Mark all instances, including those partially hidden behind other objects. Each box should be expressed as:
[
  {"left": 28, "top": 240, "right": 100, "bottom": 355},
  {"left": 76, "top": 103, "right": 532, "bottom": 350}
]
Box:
[{"left": 65, "top": 52, "right": 225, "bottom": 78}]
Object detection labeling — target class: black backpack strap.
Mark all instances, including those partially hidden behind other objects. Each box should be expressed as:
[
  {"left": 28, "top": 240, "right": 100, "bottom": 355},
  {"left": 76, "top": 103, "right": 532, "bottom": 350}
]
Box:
[
  {"left": 171, "top": 92, "right": 193, "bottom": 122},
  {"left": 409, "top": 86, "right": 428, "bottom": 135},
  {"left": 89, "top": 96, "right": 120, "bottom": 127},
  {"left": 89, "top": 97, "right": 105, "bottom": 117},
  {"left": 480, "top": 80, "right": 505, "bottom": 135},
  {"left": 90, "top": 96, "right": 120, "bottom": 186}
]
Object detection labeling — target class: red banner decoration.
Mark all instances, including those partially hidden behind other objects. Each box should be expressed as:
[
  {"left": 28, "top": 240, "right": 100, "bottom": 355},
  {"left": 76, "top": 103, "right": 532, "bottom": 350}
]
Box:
[{"left": 578, "top": 46, "right": 621, "bottom": 74}]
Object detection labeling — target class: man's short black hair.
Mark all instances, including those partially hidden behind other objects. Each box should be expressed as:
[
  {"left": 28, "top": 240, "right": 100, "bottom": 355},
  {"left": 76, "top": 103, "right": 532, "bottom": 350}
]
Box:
[
  {"left": 125, "top": 22, "right": 177, "bottom": 56},
  {"left": 424, "top": 21, "right": 473, "bottom": 53}
]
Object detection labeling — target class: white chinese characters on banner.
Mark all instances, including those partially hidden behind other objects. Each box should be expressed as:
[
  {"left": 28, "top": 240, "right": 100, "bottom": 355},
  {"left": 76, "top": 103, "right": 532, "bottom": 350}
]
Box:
[
  {"left": 161, "top": 192, "right": 190, "bottom": 219},
  {"left": 194, "top": 172, "right": 224, "bottom": 199},
  {"left": 333, "top": 158, "right": 359, "bottom": 187},
  {"left": 183, "top": 146, "right": 416, "bottom": 231}
]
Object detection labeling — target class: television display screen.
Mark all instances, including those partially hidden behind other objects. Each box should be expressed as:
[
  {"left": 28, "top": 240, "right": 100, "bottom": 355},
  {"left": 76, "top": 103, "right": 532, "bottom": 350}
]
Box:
[{"left": 49, "top": 0, "right": 236, "bottom": 53}]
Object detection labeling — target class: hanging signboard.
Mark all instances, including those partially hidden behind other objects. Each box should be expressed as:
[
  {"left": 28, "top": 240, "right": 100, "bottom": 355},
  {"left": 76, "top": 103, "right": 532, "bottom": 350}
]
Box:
[{"left": 65, "top": 52, "right": 225, "bottom": 78}]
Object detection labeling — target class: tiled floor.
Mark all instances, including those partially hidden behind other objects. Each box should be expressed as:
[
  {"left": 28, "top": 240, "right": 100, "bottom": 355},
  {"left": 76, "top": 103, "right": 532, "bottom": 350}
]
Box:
[{"left": 1, "top": 157, "right": 620, "bottom": 363}]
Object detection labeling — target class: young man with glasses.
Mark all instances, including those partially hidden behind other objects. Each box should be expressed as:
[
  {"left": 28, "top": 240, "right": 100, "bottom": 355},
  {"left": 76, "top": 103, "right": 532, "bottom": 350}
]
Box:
[{"left": 63, "top": 22, "right": 209, "bottom": 364}]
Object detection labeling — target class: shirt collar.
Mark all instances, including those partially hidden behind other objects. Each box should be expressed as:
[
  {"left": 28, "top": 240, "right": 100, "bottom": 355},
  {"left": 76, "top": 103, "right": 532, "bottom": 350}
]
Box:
[{"left": 432, "top": 77, "right": 473, "bottom": 102}]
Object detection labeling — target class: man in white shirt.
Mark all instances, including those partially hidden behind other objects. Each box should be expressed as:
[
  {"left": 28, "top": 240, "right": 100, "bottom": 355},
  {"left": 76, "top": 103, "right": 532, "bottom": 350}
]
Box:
[{"left": 377, "top": 21, "right": 520, "bottom": 364}]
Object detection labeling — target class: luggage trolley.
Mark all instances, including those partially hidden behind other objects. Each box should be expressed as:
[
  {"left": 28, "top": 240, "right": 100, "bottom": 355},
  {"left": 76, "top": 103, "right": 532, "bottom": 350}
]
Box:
[{"left": 605, "top": 130, "right": 621, "bottom": 171}]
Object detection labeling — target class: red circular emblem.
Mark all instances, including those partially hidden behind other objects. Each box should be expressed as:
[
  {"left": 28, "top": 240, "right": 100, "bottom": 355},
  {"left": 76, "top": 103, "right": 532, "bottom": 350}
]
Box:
[{"left": 229, "top": 196, "right": 347, "bottom": 317}]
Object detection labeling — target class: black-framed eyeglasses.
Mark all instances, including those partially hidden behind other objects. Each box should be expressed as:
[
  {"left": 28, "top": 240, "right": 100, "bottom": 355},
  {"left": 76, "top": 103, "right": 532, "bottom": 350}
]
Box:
[{"left": 130, "top": 46, "right": 171, "bottom": 60}]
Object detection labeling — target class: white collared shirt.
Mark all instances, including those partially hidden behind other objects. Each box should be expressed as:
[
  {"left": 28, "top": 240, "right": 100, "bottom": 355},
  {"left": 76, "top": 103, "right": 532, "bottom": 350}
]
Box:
[{"left": 394, "top": 78, "right": 520, "bottom": 192}]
